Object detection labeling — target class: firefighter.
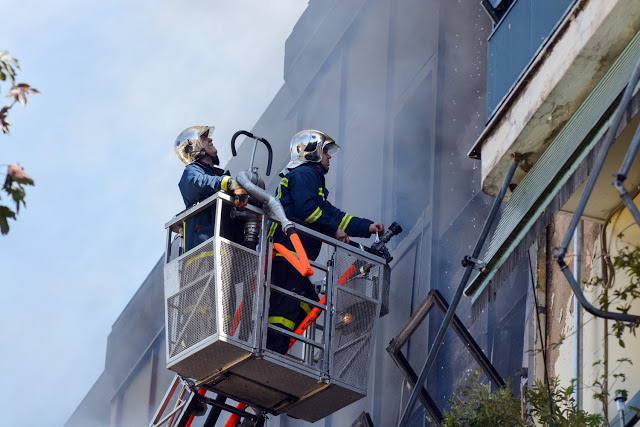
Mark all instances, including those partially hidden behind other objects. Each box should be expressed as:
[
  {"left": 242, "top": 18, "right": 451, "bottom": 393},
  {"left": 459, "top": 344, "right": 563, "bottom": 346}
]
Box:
[
  {"left": 266, "top": 129, "right": 384, "bottom": 354},
  {"left": 175, "top": 125, "right": 242, "bottom": 251}
]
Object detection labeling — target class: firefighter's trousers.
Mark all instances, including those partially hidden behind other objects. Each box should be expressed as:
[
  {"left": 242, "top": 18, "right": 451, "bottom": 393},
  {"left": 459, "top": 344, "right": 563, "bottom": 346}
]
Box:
[{"left": 266, "top": 259, "right": 319, "bottom": 354}]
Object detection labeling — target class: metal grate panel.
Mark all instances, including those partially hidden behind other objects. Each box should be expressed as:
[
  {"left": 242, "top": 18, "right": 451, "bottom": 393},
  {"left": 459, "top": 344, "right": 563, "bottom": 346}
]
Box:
[
  {"left": 334, "top": 249, "right": 380, "bottom": 301},
  {"left": 219, "top": 240, "right": 258, "bottom": 344},
  {"left": 332, "top": 288, "right": 378, "bottom": 390},
  {"left": 167, "top": 242, "right": 217, "bottom": 358}
]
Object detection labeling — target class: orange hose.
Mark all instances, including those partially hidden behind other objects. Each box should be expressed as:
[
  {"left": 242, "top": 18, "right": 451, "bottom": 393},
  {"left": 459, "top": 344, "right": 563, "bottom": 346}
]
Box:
[{"left": 224, "top": 402, "right": 248, "bottom": 427}]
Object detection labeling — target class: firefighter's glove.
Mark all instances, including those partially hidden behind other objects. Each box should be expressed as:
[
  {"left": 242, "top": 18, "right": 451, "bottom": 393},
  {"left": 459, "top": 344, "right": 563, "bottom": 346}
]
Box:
[
  {"left": 234, "top": 189, "right": 248, "bottom": 208},
  {"left": 233, "top": 187, "right": 248, "bottom": 209},
  {"left": 229, "top": 178, "right": 243, "bottom": 192},
  {"left": 225, "top": 178, "right": 248, "bottom": 208}
]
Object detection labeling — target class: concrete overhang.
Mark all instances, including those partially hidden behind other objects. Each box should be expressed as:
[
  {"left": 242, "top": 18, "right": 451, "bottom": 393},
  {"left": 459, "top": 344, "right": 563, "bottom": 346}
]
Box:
[
  {"left": 560, "top": 110, "right": 640, "bottom": 222},
  {"left": 469, "top": 0, "right": 640, "bottom": 198}
]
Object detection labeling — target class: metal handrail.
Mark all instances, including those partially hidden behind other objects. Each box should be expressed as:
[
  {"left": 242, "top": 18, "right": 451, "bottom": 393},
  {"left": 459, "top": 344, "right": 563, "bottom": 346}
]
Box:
[
  {"left": 165, "top": 192, "right": 386, "bottom": 264},
  {"left": 165, "top": 191, "right": 263, "bottom": 233}
]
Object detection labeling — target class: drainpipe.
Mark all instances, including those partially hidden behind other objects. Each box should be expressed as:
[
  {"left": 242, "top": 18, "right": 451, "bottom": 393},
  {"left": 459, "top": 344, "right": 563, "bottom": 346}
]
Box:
[{"left": 573, "top": 221, "right": 583, "bottom": 410}]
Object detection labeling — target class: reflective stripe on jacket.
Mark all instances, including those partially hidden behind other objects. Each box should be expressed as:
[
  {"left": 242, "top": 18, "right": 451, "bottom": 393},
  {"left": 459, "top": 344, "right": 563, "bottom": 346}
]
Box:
[
  {"left": 268, "top": 163, "right": 372, "bottom": 260},
  {"left": 178, "top": 160, "right": 231, "bottom": 251}
]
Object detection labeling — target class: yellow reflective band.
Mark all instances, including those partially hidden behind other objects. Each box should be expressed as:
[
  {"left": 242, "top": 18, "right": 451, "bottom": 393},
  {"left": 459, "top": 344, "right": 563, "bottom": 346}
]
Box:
[
  {"left": 305, "top": 207, "right": 322, "bottom": 224},
  {"left": 342, "top": 214, "right": 353, "bottom": 230},
  {"left": 339, "top": 213, "right": 353, "bottom": 230},
  {"left": 182, "top": 221, "right": 186, "bottom": 251},
  {"left": 318, "top": 188, "right": 325, "bottom": 200},
  {"left": 275, "top": 250, "right": 297, "bottom": 257},
  {"left": 276, "top": 178, "right": 288, "bottom": 199},
  {"left": 268, "top": 222, "right": 278, "bottom": 237},
  {"left": 300, "top": 302, "right": 311, "bottom": 314},
  {"left": 221, "top": 176, "right": 231, "bottom": 191},
  {"left": 185, "top": 251, "right": 214, "bottom": 268},
  {"left": 268, "top": 316, "right": 295, "bottom": 330}
]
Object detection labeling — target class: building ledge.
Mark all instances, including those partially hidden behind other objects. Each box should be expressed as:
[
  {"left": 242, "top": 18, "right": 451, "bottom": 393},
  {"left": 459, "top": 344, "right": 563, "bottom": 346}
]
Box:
[{"left": 469, "top": 0, "right": 640, "bottom": 197}]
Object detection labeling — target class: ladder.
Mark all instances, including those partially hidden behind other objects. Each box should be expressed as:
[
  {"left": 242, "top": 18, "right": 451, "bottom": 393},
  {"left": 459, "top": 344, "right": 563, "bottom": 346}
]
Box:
[{"left": 148, "top": 374, "right": 266, "bottom": 427}]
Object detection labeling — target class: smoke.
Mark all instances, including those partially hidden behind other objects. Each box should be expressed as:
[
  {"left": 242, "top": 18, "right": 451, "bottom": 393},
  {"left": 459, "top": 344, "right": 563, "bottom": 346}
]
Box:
[
  {"left": 0, "top": 2, "right": 306, "bottom": 427},
  {"left": 46, "top": 0, "right": 531, "bottom": 424}
]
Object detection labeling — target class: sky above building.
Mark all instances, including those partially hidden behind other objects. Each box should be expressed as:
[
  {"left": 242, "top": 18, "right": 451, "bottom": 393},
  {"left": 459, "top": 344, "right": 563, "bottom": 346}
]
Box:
[{"left": 0, "top": 1, "right": 307, "bottom": 425}]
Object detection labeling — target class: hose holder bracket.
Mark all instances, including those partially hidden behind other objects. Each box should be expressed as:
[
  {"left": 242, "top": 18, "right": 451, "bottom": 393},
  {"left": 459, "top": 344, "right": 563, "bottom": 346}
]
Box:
[{"left": 461, "top": 255, "right": 486, "bottom": 271}]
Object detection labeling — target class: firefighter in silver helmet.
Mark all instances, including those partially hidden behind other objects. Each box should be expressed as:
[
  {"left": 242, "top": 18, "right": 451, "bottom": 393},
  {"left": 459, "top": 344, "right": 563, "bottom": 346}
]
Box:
[
  {"left": 175, "top": 125, "right": 242, "bottom": 251},
  {"left": 265, "top": 129, "right": 384, "bottom": 354}
]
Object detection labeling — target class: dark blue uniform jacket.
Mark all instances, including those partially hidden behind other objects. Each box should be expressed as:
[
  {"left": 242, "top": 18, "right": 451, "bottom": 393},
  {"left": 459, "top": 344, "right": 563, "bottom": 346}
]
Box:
[
  {"left": 178, "top": 160, "right": 231, "bottom": 251},
  {"left": 267, "top": 163, "right": 372, "bottom": 261}
]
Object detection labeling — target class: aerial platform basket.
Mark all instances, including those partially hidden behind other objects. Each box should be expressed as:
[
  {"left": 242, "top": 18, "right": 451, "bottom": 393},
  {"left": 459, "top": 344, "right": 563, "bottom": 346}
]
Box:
[{"left": 163, "top": 192, "right": 390, "bottom": 423}]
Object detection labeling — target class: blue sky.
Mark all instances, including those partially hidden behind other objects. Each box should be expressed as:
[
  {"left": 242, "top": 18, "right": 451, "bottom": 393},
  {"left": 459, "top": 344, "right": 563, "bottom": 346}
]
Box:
[{"left": 0, "top": 1, "right": 307, "bottom": 425}]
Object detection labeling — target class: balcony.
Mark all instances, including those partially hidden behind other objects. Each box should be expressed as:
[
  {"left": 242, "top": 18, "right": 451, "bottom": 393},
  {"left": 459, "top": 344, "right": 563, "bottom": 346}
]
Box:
[{"left": 470, "top": 0, "right": 640, "bottom": 197}]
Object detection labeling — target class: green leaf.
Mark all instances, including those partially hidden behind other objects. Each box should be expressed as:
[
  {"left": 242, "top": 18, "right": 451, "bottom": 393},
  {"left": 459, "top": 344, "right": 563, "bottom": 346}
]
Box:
[
  {"left": 0, "top": 205, "right": 16, "bottom": 235},
  {"left": 619, "top": 339, "right": 626, "bottom": 348},
  {"left": 0, "top": 216, "right": 8, "bottom": 234}
]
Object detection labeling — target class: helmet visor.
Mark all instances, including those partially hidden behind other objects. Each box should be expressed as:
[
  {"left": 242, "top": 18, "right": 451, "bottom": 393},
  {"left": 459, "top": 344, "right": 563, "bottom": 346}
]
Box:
[
  {"left": 323, "top": 141, "right": 340, "bottom": 156},
  {"left": 199, "top": 126, "right": 214, "bottom": 139}
]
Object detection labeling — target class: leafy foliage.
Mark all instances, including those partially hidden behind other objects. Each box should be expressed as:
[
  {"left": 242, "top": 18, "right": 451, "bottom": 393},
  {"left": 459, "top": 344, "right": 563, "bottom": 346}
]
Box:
[
  {"left": 526, "top": 377, "right": 603, "bottom": 427},
  {"left": 441, "top": 374, "right": 603, "bottom": 427},
  {"left": 441, "top": 373, "right": 524, "bottom": 426},
  {"left": 0, "top": 50, "right": 39, "bottom": 134},
  {"left": 1, "top": 164, "right": 34, "bottom": 234},
  {"left": 1, "top": 50, "right": 38, "bottom": 234}
]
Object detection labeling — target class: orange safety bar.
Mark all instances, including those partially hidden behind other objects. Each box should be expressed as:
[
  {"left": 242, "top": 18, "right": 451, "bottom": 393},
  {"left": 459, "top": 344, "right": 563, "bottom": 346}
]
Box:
[
  {"left": 273, "top": 232, "right": 314, "bottom": 277},
  {"left": 224, "top": 402, "right": 248, "bottom": 427},
  {"left": 228, "top": 230, "right": 326, "bottom": 353},
  {"left": 229, "top": 233, "right": 313, "bottom": 337},
  {"left": 228, "top": 300, "right": 244, "bottom": 336}
]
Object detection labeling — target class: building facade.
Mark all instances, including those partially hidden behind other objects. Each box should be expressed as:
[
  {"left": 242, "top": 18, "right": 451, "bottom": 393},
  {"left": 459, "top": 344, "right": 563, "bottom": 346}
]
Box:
[{"left": 62, "top": 0, "right": 620, "bottom": 425}]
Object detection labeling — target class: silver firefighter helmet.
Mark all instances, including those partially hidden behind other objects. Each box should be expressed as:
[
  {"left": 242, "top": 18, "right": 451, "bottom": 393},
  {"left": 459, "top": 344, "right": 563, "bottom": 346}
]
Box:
[
  {"left": 282, "top": 129, "right": 340, "bottom": 174},
  {"left": 174, "top": 125, "right": 215, "bottom": 165}
]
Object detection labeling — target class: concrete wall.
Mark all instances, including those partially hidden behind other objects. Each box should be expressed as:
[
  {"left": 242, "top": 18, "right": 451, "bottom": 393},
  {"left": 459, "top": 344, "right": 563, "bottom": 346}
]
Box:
[{"left": 548, "top": 194, "right": 640, "bottom": 421}]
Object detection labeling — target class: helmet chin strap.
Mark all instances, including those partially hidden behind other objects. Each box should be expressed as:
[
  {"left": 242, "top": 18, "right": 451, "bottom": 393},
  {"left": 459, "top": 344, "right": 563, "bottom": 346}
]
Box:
[
  {"left": 199, "top": 153, "right": 220, "bottom": 166},
  {"left": 316, "top": 162, "right": 328, "bottom": 174}
]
